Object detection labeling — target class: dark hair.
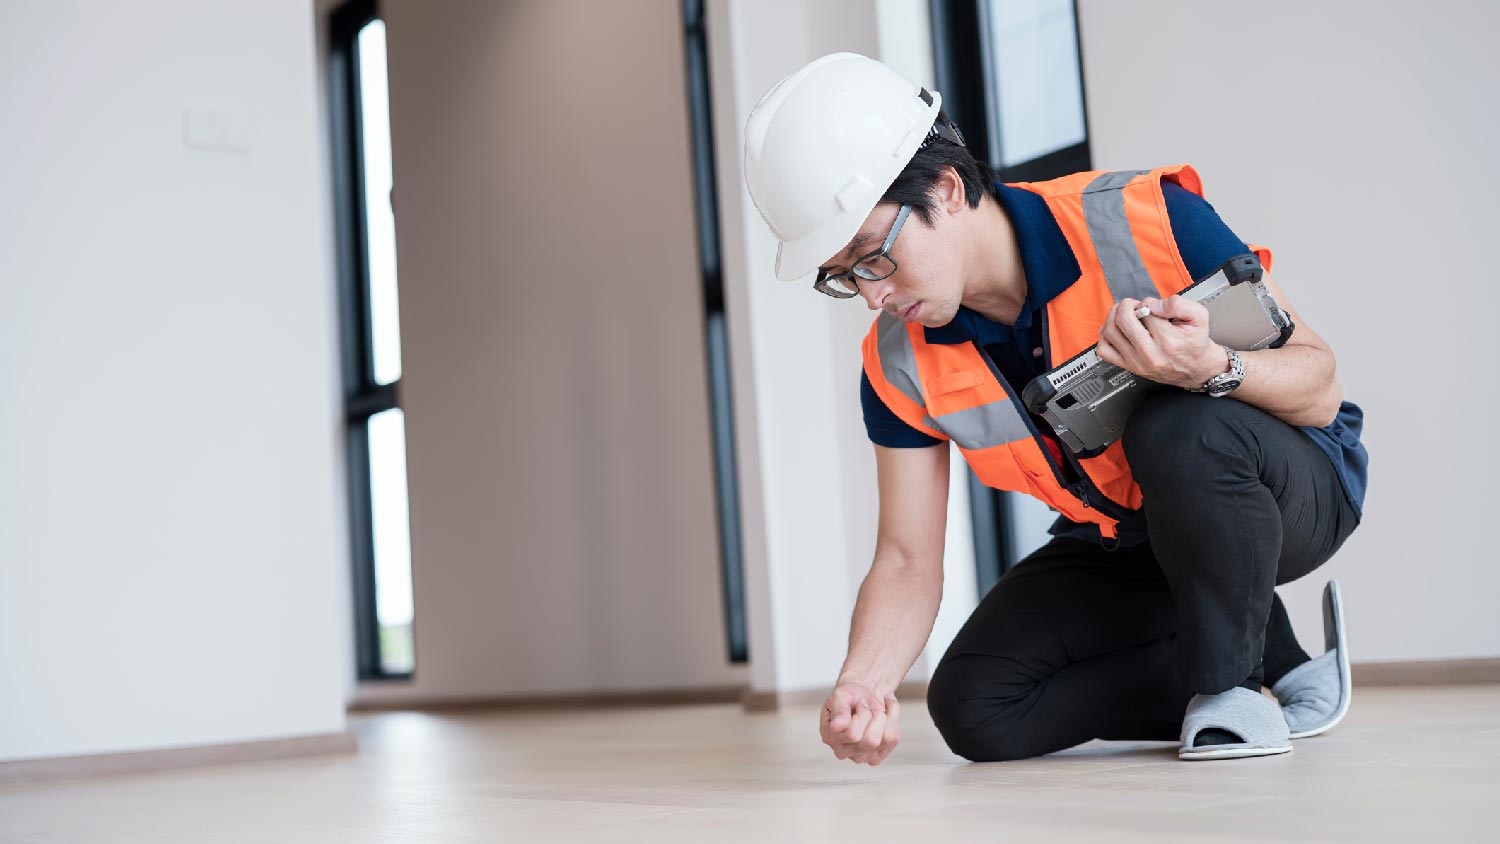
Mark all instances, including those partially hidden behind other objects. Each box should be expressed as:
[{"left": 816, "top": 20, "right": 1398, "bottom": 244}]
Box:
[{"left": 880, "top": 109, "right": 999, "bottom": 226}]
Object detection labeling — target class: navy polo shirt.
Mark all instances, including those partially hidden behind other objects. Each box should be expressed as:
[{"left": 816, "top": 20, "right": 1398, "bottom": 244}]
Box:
[{"left": 861, "top": 178, "right": 1369, "bottom": 548}]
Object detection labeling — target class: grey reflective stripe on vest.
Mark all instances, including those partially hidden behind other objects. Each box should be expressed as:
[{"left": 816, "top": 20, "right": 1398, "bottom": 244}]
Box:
[
  {"left": 1081, "top": 169, "right": 1158, "bottom": 302},
  {"left": 875, "top": 313, "right": 941, "bottom": 431},
  {"left": 876, "top": 313, "right": 924, "bottom": 408},
  {"left": 874, "top": 313, "right": 1030, "bottom": 449},
  {"left": 931, "top": 399, "right": 1032, "bottom": 450}
]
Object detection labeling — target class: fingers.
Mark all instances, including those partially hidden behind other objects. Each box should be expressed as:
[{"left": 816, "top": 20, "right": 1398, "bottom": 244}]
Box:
[
  {"left": 820, "top": 689, "right": 869, "bottom": 759},
  {"left": 821, "top": 692, "right": 902, "bottom": 766},
  {"left": 1111, "top": 297, "right": 1158, "bottom": 353},
  {"left": 867, "top": 695, "right": 902, "bottom": 765},
  {"left": 1096, "top": 333, "right": 1120, "bottom": 367},
  {"left": 1138, "top": 296, "right": 1211, "bottom": 372},
  {"left": 852, "top": 708, "right": 887, "bottom": 763},
  {"left": 1097, "top": 302, "right": 1120, "bottom": 363},
  {"left": 1102, "top": 297, "right": 1184, "bottom": 374},
  {"left": 846, "top": 700, "right": 874, "bottom": 744},
  {"left": 825, "top": 705, "right": 867, "bottom": 761},
  {"left": 868, "top": 728, "right": 900, "bottom": 765},
  {"left": 1138, "top": 294, "right": 1161, "bottom": 325},
  {"left": 1138, "top": 296, "right": 1175, "bottom": 345},
  {"left": 1159, "top": 293, "right": 1206, "bottom": 325},
  {"left": 1098, "top": 298, "right": 1140, "bottom": 364},
  {"left": 847, "top": 702, "right": 899, "bottom": 765},
  {"left": 819, "top": 689, "right": 853, "bottom": 752}
]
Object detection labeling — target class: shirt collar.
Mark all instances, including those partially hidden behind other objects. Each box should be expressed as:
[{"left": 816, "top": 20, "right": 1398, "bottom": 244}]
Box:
[{"left": 921, "top": 180, "right": 1081, "bottom": 346}]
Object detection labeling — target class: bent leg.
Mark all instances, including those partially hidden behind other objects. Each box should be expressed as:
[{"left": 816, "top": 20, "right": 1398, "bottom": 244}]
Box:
[
  {"left": 926, "top": 537, "right": 1193, "bottom": 762},
  {"left": 1122, "top": 391, "right": 1361, "bottom": 695}
]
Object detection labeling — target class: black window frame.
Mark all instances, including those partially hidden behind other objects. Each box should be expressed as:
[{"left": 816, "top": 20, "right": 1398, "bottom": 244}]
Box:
[
  {"left": 682, "top": 0, "right": 748, "bottom": 664},
  {"left": 930, "top": 0, "right": 1093, "bottom": 595},
  {"left": 328, "top": 0, "right": 411, "bottom": 682}
]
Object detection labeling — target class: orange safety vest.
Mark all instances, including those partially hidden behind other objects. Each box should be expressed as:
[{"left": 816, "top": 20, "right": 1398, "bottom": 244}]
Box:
[{"left": 860, "top": 164, "right": 1274, "bottom": 544}]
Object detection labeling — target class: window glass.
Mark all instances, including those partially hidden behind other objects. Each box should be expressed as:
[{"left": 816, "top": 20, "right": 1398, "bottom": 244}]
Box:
[
  {"left": 986, "top": 0, "right": 1087, "bottom": 165},
  {"left": 368, "top": 407, "right": 414, "bottom": 674},
  {"left": 357, "top": 20, "right": 403, "bottom": 386}
]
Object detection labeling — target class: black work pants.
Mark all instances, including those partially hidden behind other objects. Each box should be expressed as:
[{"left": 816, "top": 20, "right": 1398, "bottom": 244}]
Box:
[{"left": 926, "top": 390, "right": 1361, "bottom": 762}]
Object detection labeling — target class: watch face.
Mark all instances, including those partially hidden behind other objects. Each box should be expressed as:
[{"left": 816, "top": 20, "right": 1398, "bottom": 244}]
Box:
[{"left": 1208, "top": 378, "right": 1242, "bottom": 397}]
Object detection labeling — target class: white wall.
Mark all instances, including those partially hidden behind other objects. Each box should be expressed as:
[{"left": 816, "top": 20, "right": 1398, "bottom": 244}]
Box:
[
  {"left": 1078, "top": 0, "right": 1500, "bottom": 661},
  {"left": 709, "top": 0, "right": 979, "bottom": 697},
  {"left": 351, "top": 0, "right": 747, "bottom": 705},
  {"left": 0, "top": 0, "right": 350, "bottom": 760}
]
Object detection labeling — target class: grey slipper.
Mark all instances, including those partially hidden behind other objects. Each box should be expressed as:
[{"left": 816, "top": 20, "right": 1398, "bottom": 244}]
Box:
[
  {"left": 1178, "top": 686, "right": 1293, "bottom": 760},
  {"left": 1271, "top": 580, "right": 1351, "bottom": 738}
]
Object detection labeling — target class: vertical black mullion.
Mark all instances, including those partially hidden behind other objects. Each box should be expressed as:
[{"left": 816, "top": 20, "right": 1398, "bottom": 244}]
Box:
[
  {"left": 333, "top": 1, "right": 378, "bottom": 397},
  {"left": 705, "top": 314, "right": 747, "bottom": 663},
  {"left": 684, "top": 0, "right": 721, "bottom": 310},
  {"left": 330, "top": 8, "right": 366, "bottom": 398},
  {"left": 928, "top": 0, "right": 992, "bottom": 167},
  {"left": 331, "top": 0, "right": 401, "bottom": 681},
  {"left": 346, "top": 422, "right": 380, "bottom": 677},
  {"left": 682, "top": 0, "right": 747, "bottom": 664},
  {"left": 966, "top": 474, "right": 1004, "bottom": 594}
]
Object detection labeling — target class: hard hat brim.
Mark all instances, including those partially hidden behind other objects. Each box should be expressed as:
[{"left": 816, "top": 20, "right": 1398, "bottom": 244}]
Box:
[{"left": 772, "top": 207, "right": 868, "bottom": 283}]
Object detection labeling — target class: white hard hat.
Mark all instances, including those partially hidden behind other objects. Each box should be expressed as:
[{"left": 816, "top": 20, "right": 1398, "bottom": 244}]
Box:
[{"left": 743, "top": 53, "right": 944, "bottom": 282}]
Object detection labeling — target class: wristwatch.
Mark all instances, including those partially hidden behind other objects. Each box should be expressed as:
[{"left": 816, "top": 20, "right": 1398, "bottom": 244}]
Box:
[{"left": 1189, "top": 345, "right": 1245, "bottom": 397}]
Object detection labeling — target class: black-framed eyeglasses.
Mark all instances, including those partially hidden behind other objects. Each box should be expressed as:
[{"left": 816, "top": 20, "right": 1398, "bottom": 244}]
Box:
[{"left": 813, "top": 204, "right": 913, "bottom": 299}]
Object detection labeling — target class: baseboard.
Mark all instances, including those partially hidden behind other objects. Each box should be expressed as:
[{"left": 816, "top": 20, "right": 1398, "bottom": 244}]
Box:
[
  {"left": 349, "top": 683, "right": 748, "bottom": 713},
  {"left": 741, "top": 680, "right": 928, "bottom": 712},
  {"left": 739, "top": 659, "right": 1500, "bottom": 712},
  {"left": 0, "top": 729, "right": 358, "bottom": 786},
  {"left": 1351, "top": 657, "right": 1500, "bottom": 686}
]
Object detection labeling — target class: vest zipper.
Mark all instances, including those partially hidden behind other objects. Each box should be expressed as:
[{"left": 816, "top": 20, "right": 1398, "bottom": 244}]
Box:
[{"left": 971, "top": 329, "right": 1133, "bottom": 525}]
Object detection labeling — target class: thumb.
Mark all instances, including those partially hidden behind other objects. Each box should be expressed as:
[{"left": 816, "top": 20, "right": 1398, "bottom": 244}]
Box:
[{"left": 827, "top": 692, "right": 853, "bottom": 729}]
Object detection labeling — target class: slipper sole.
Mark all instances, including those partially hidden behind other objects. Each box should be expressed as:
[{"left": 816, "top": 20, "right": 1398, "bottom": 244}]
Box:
[
  {"left": 1178, "top": 687, "right": 1292, "bottom": 760},
  {"left": 1288, "top": 579, "right": 1351, "bottom": 739},
  {"left": 1179, "top": 744, "right": 1293, "bottom": 761}
]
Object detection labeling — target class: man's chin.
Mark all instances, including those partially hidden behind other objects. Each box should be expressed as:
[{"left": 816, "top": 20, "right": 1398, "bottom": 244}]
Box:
[{"left": 926, "top": 306, "right": 957, "bottom": 328}]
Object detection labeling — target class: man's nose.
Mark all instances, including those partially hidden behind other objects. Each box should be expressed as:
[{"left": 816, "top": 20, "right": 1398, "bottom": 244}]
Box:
[{"left": 861, "top": 280, "right": 892, "bottom": 311}]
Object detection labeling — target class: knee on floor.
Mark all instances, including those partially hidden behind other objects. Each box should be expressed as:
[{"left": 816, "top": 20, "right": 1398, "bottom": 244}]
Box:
[{"left": 925, "top": 660, "right": 1051, "bottom": 763}]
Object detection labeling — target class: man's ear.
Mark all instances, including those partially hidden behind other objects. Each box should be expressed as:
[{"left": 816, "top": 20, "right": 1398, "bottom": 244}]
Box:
[{"left": 939, "top": 165, "right": 966, "bottom": 215}]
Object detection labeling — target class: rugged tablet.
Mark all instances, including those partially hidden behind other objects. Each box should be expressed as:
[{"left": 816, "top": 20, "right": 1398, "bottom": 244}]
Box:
[{"left": 1021, "top": 253, "right": 1295, "bottom": 456}]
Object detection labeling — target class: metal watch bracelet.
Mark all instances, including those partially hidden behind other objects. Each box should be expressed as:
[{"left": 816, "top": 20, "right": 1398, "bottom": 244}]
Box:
[{"left": 1189, "top": 345, "right": 1243, "bottom": 394}]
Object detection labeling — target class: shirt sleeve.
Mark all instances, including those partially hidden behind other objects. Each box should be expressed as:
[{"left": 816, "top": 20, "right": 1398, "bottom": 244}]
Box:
[
  {"left": 1161, "top": 179, "right": 1251, "bottom": 280},
  {"left": 861, "top": 369, "right": 943, "bottom": 448}
]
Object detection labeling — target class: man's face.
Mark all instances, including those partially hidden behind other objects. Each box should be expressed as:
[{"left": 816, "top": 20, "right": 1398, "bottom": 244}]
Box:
[{"left": 821, "top": 202, "right": 965, "bottom": 327}]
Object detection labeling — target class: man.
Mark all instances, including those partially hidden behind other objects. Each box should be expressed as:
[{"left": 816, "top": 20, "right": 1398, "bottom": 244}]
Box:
[{"left": 742, "top": 54, "right": 1368, "bottom": 763}]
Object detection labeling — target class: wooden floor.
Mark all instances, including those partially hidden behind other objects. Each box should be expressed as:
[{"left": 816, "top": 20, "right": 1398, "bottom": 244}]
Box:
[{"left": 2, "top": 685, "right": 1496, "bottom": 843}]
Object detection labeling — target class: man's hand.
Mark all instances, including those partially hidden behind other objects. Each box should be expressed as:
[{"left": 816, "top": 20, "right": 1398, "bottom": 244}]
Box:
[
  {"left": 819, "top": 682, "right": 901, "bottom": 765},
  {"left": 1096, "top": 295, "right": 1226, "bottom": 390}
]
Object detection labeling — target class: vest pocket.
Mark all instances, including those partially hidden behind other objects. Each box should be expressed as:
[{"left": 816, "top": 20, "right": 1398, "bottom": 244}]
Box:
[{"left": 930, "top": 367, "right": 988, "bottom": 395}]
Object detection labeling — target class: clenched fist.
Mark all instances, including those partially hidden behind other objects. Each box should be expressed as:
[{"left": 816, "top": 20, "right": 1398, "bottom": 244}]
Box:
[{"left": 819, "top": 682, "right": 902, "bottom": 765}]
